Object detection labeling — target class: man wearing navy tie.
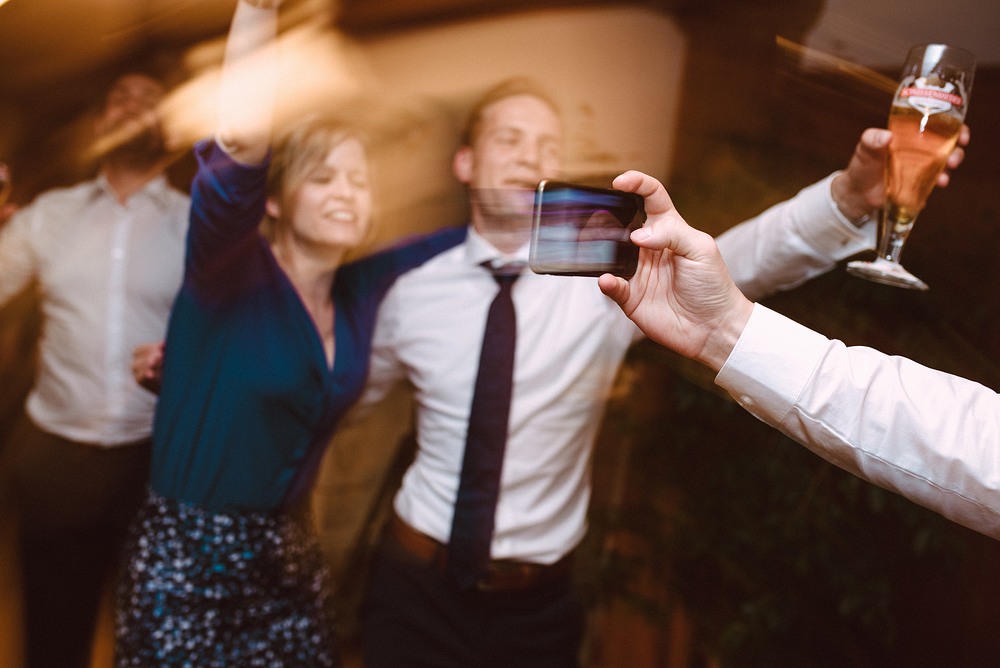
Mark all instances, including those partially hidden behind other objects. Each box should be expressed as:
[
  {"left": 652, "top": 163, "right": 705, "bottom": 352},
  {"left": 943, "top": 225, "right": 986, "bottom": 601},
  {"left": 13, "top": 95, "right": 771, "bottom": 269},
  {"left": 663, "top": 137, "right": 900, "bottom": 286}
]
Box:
[{"left": 359, "top": 77, "right": 959, "bottom": 666}]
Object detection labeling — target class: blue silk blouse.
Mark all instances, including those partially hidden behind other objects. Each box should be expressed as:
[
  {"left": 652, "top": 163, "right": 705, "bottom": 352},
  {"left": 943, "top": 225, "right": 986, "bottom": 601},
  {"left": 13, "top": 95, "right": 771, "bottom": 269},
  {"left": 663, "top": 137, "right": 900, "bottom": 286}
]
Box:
[{"left": 149, "top": 140, "right": 462, "bottom": 511}]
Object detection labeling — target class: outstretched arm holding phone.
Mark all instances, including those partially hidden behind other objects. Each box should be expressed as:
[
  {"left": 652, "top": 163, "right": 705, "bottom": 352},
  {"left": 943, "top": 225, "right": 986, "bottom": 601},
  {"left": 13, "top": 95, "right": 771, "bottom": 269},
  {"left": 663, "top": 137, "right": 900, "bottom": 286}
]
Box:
[{"left": 598, "top": 170, "right": 1000, "bottom": 540}]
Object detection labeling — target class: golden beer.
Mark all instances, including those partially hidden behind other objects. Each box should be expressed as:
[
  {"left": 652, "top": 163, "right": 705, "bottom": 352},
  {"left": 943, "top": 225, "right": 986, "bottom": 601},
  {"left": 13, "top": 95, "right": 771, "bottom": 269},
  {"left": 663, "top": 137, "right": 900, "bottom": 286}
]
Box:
[
  {"left": 847, "top": 44, "right": 975, "bottom": 290},
  {"left": 884, "top": 104, "right": 963, "bottom": 233}
]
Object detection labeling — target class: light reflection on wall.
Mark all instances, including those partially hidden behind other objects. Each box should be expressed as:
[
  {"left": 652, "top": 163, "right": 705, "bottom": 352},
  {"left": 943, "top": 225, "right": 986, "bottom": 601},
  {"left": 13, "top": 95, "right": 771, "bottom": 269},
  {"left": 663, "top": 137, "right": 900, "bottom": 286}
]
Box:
[
  {"left": 160, "top": 18, "right": 371, "bottom": 153},
  {"left": 358, "top": 6, "right": 687, "bottom": 242},
  {"left": 152, "top": 5, "right": 686, "bottom": 250},
  {"left": 804, "top": 0, "right": 1000, "bottom": 69}
]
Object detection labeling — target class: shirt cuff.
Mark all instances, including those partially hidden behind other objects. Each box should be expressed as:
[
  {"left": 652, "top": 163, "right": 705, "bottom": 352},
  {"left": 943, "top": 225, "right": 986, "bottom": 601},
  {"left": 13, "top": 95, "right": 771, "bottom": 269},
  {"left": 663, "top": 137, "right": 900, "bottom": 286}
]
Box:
[
  {"left": 715, "top": 304, "right": 830, "bottom": 423},
  {"left": 795, "top": 173, "right": 876, "bottom": 260}
]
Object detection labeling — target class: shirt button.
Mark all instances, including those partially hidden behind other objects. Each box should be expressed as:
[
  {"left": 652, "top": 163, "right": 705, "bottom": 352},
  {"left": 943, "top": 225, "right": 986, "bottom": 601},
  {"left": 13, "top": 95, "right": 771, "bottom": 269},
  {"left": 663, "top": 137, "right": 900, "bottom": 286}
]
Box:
[{"left": 740, "top": 395, "right": 753, "bottom": 407}]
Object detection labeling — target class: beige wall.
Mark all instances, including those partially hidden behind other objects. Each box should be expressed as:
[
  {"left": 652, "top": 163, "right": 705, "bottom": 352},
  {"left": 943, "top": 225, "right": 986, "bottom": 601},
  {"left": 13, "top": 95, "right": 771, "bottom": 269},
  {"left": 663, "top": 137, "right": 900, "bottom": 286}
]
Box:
[
  {"left": 347, "top": 6, "right": 687, "bottom": 244},
  {"left": 362, "top": 6, "right": 686, "bottom": 179}
]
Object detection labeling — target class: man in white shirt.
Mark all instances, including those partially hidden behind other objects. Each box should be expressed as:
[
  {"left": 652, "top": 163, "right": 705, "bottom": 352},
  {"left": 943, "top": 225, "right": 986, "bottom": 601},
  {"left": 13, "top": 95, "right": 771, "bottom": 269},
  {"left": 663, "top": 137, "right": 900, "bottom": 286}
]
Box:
[
  {"left": 359, "top": 79, "right": 957, "bottom": 667},
  {"left": 599, "top": 168, "right": 1000, "bottom": 543},
  {"left": 0, "top": 70, "right": 189, "bottom": 668}
]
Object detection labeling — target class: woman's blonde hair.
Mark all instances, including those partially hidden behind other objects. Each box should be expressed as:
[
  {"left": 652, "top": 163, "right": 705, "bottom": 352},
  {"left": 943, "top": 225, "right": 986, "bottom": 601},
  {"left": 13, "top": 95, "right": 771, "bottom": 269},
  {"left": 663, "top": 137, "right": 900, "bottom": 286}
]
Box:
[{"left": 261, "top": 114, "right": 369, "bottom": 239}]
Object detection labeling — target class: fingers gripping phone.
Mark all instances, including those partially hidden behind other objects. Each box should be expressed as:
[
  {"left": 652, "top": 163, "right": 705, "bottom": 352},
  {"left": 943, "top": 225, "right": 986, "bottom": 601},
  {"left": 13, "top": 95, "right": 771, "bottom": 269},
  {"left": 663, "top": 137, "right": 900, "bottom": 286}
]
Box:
[{"left": 529, "top": 180, "right": 645, "bottom": 278}]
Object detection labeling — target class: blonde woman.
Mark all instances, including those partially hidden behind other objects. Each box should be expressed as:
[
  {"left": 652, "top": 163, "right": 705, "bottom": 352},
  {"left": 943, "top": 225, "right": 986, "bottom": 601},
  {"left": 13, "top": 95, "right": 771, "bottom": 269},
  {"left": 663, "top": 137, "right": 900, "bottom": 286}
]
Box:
[{"left": 113, "top": 1, "right": 454, "bottom": 664}]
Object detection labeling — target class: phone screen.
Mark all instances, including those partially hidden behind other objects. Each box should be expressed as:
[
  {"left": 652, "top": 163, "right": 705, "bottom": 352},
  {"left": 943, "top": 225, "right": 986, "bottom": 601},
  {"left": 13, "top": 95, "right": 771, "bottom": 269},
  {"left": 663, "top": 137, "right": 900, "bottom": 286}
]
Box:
[{"left": 529, "top": 180, "right": 645, "bottom": 278}]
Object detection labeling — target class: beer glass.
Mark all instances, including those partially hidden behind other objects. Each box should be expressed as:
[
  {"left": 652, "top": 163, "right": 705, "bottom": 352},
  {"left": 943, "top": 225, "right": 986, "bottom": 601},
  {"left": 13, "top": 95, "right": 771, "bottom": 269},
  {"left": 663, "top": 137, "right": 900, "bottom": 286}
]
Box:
[{"left": 847, "top": 44, "right": 975, "bottom": 290}]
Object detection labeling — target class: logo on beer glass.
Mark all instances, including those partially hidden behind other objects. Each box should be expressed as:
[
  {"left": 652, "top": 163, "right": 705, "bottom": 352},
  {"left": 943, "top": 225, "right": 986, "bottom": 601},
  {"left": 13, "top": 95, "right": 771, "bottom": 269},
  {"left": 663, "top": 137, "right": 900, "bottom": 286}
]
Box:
[{"left": 899, "top": 76, "right": 964, "bottom": 115}]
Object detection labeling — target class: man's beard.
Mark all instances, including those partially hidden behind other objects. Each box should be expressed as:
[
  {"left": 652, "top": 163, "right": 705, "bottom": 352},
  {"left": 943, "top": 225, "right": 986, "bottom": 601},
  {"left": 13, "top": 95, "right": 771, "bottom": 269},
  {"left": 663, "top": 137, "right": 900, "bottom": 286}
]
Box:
[
  {"left": 103, "top": 125, "right": 168, "bottom": 169},
  {"left": 91, "top": 116, "right": 168, "bottom": 169}
]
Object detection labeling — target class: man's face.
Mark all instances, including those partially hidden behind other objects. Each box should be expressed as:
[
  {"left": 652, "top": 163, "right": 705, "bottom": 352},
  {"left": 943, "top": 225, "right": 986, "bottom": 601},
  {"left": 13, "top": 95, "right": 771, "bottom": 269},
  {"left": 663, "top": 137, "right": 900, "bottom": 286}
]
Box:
[
  {"left": 457, "top": 94, "right": 562, "bottom": 228},
  {"left": 93, "top": 74, "right": 167, "bottom": 161}
]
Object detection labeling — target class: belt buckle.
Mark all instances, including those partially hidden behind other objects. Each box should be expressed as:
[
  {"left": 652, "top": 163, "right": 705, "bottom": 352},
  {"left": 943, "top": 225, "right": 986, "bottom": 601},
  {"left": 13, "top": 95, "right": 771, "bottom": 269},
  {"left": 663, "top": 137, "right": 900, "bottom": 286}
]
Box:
[
  {"left": 475, "top": 578, "right": 501, "bottom": 593},
  {"left": 475, "top": 561, "right": 536, "bottom": 593}
]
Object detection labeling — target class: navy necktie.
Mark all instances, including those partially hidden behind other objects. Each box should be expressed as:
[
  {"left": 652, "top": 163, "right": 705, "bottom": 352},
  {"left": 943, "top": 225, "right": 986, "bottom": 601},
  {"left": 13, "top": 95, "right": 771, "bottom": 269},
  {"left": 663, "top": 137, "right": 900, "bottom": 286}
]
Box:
[{"left": 447, "top": 265, "right": 520, "bottom": 588}]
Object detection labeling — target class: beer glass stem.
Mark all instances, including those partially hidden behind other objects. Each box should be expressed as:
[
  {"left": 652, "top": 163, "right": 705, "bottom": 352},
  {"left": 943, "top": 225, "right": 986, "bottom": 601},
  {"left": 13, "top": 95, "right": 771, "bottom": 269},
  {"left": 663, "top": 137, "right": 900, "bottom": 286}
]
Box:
[{"left": 876, "top": 211, "right": 916, "bottom": 264}]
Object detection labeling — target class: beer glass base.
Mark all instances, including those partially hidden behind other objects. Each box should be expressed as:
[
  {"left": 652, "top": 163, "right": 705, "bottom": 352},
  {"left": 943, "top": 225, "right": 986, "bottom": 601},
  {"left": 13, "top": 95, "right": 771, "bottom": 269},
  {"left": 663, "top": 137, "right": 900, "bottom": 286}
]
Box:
[{"left": 846, "top": 258, "right": 929, "bottom": 291}]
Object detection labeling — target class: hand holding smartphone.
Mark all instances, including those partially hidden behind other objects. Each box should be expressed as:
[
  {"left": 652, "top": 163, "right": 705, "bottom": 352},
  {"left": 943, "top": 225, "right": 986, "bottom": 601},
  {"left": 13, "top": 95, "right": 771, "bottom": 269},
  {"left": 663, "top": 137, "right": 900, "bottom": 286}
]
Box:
[{"left": 529, "top": 179, "right": 645, "bottom": 278}]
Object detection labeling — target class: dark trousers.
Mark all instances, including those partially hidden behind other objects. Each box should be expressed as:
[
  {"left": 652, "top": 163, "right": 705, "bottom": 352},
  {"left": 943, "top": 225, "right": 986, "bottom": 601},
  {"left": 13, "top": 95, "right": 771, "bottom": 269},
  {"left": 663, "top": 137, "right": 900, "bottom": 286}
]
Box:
[
  {"left": 361, "top": 534, "right": 585, "bottom": 668},
  {"left": 4, "top": 415, "right": 151, "bottom": 668}
]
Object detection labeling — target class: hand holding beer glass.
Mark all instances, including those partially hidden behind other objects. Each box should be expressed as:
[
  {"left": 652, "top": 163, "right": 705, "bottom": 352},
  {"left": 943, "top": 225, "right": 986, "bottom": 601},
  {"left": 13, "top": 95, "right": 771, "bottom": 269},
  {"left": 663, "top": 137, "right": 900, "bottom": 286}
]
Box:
[{"left": 847, "top": 44, "right": 975, "bottom": 290}]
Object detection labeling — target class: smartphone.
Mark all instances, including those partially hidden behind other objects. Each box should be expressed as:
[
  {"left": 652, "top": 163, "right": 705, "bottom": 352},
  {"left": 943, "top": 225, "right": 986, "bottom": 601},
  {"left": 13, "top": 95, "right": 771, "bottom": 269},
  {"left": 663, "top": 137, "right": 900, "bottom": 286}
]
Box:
[{"left": 529, "top": 179, "right": 645, "bottom": 278}]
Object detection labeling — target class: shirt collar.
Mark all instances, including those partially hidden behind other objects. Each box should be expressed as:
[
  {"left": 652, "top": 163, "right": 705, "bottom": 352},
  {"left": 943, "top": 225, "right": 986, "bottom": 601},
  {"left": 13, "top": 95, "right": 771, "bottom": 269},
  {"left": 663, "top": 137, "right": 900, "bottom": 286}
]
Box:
[
  {"left": 89, "top": 171, "right": 174, "bottom": 208},
  {"left": 464, "top": 225, "right": 530, "bottom": 271}
]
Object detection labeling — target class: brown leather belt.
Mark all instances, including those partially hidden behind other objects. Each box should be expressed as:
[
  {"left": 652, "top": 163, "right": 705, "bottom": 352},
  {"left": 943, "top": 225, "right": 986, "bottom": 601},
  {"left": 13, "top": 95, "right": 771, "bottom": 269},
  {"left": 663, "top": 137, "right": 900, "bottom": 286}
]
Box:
[{"left": 388, "top": 514, "right": 573, "bottom": 593}]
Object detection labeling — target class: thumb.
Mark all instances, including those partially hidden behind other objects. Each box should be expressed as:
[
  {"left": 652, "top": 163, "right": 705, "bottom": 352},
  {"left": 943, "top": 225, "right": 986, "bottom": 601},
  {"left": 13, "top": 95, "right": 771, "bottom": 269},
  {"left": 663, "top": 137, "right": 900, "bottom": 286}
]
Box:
[
  {"left": 598, "top": 273, "right": 630, "bottom": 305},
  {"left": 862, "top": 127, "right": 891, "bottom": 151}
]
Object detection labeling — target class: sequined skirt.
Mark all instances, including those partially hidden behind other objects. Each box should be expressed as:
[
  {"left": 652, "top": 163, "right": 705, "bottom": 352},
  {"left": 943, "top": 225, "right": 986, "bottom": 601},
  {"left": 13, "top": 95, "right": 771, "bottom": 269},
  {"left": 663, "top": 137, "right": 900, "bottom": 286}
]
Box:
[{"left": 114, "top": 489, "right": 338, "bottom": 667}]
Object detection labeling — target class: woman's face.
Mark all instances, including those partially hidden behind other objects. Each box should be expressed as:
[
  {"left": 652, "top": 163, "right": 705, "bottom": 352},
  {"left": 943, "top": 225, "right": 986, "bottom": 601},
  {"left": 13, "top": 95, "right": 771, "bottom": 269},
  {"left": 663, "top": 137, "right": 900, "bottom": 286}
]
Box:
[{"left": 284, "top": 136, "right": 372, "bottom": 252}]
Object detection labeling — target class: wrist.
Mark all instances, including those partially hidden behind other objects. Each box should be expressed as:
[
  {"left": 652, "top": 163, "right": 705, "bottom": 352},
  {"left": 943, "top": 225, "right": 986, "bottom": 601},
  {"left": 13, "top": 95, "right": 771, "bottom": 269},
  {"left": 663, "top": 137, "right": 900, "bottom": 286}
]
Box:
[
  {"left": 696, "top": 296, "right": 754, "bottom": 374},
  {"left": 830, "top": 171, "right": 876, "bottom": 227}
]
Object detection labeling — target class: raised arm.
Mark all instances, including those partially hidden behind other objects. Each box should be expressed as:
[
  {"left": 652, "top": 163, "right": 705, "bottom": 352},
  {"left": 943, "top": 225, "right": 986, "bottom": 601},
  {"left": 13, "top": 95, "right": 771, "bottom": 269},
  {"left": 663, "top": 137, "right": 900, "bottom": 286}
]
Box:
[
  {"left": 716, "top": 125, "right": 970, "bottom": 302},
  {"left": 216, "top": 0, "right": 282, "bottom": 165}
]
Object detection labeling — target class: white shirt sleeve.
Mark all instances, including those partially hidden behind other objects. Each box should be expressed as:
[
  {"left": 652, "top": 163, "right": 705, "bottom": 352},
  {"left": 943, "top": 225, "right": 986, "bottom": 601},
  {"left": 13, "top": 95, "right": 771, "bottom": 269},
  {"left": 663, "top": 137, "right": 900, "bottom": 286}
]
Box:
[
  {"left": 715, "top": 173, "right": 875, "bottom": 302},
  {"left": 716, "top": 304, "right": 1000, "bottom": 539},
  {"left": 358, "top": 283, "right": 408, "bottom": 410},
  {"left": 0, "top": 204, "right": 39, "bottom": 306}
]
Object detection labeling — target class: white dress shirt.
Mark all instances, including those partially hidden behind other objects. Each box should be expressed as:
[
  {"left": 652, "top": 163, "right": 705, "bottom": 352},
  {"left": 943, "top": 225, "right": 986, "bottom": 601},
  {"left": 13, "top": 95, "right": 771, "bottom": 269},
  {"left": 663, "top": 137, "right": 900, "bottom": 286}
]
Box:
[
  {"left": 365, "top": 172, "right": 876, "bottom": 564},
  {"left": 717, "top": 304, "right": 1000, "bottom": 539},
  {"left": 367, "top": 226, "right": 641, "bottom": 564},
  {"left": 716, "top": 173, "right": 874, "bottom": 301},
  {"left": 0, "top": 173, "right": 189, "bottom": 446}
]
